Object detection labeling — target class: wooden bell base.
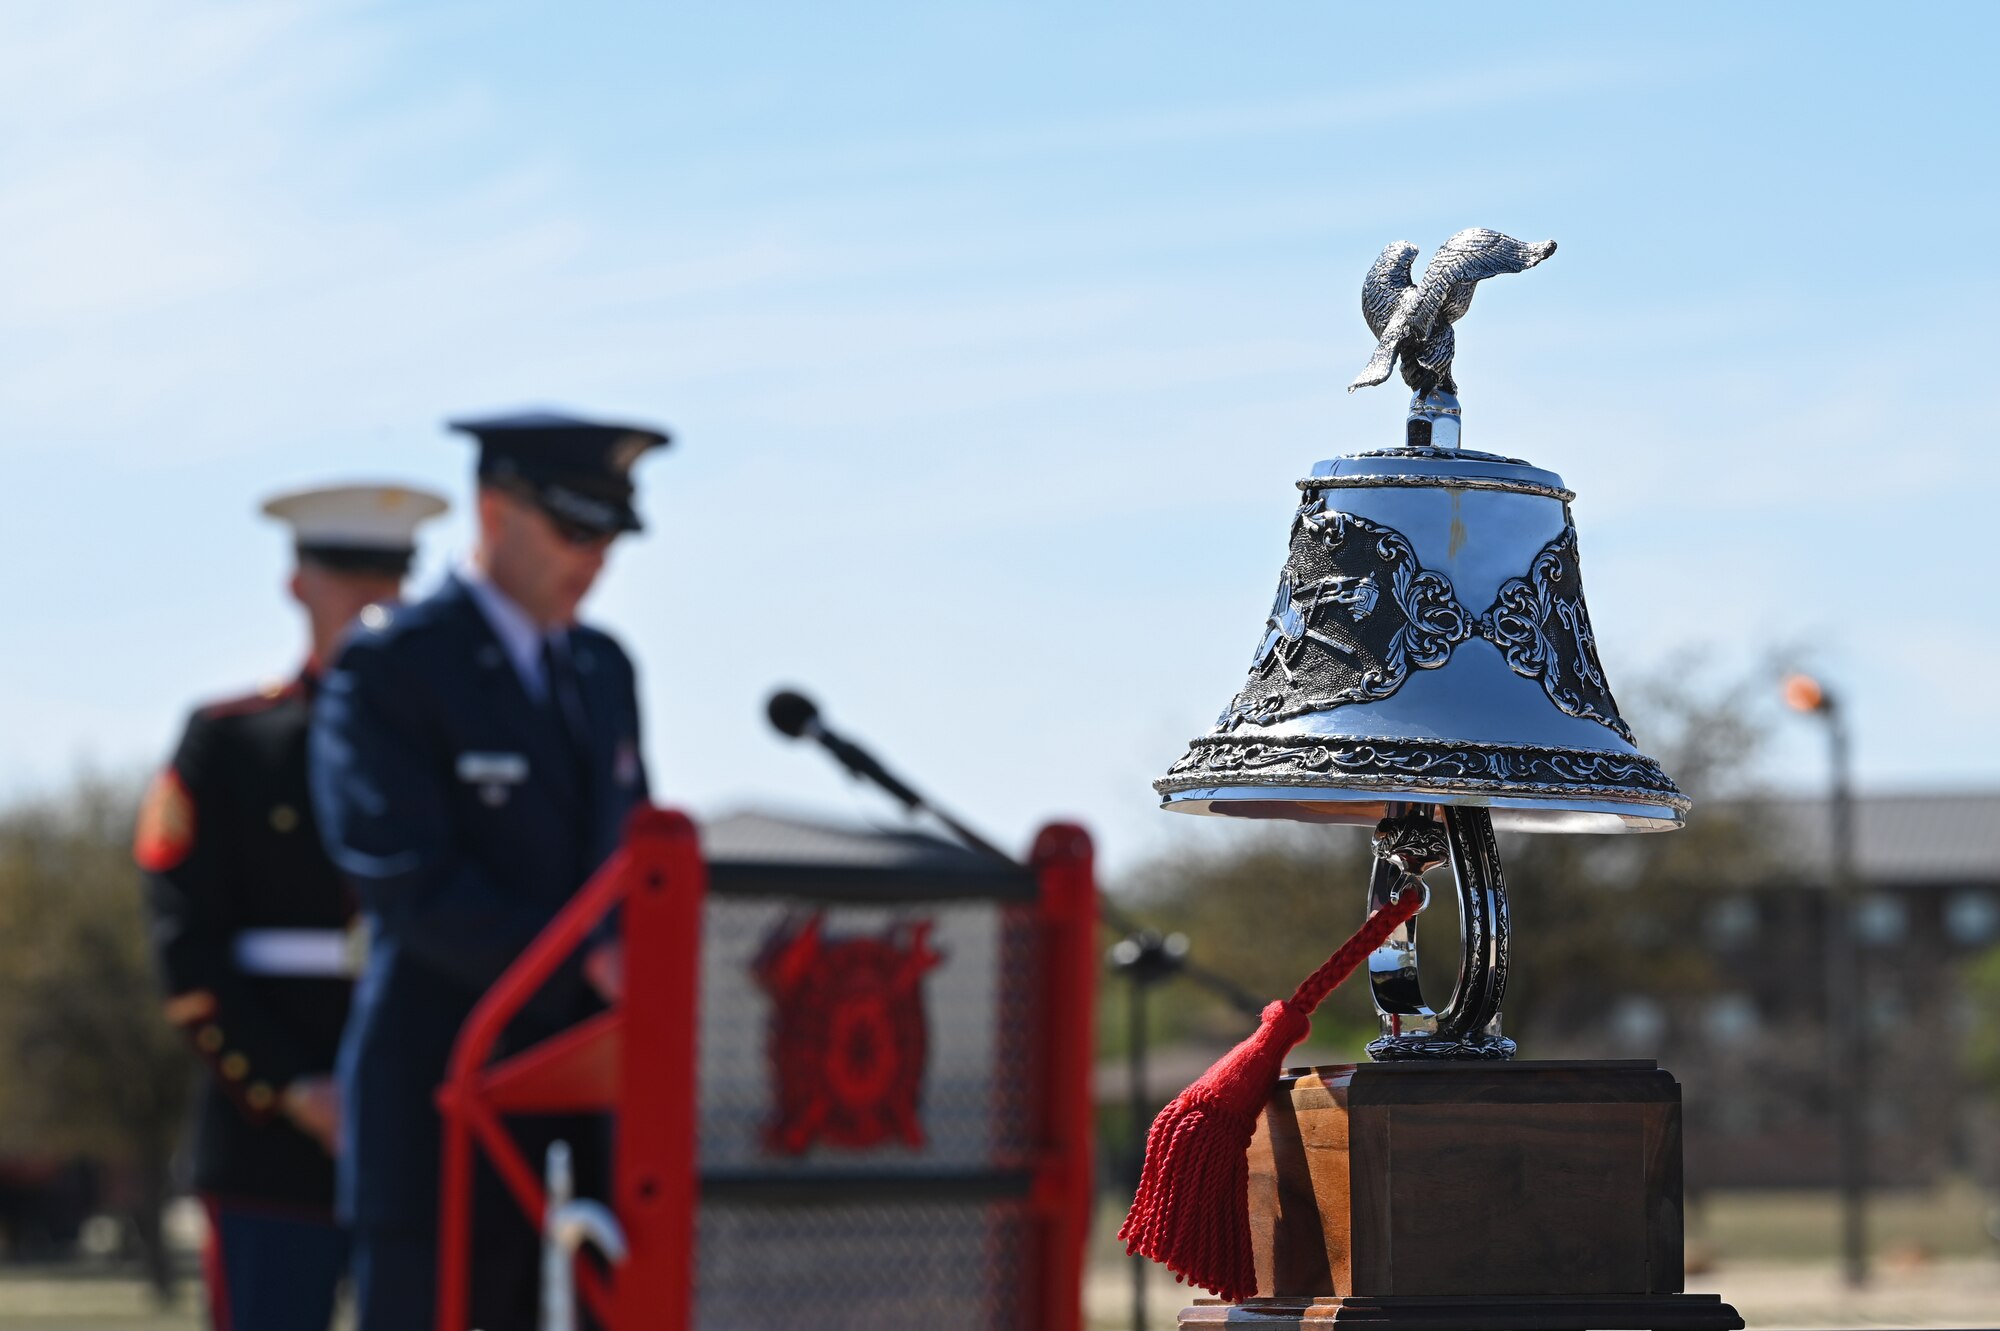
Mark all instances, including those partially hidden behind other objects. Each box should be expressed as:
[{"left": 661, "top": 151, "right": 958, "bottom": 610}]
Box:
[
  {"left": 1179, "top": 1293, "right": 1743, "bottom": 1328},
  {"left": 1187, "top": 1059, "right": 1741, "bottom": 1331}
]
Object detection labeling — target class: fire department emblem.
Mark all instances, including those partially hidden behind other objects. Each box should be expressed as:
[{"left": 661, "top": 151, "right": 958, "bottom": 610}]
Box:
[{"left": 755, "top": 914, "right": 942, "bottom": 1155}]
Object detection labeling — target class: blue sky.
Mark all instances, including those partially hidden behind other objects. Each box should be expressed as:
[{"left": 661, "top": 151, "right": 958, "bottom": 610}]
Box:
[{"left": 3, "top": 1, "right": 1995, "bottom": 874}]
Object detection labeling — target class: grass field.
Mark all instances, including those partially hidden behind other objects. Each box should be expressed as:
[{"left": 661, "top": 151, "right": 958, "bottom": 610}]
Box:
[
  {"left": 0, "top": 1258, "right": 204, "bottom": 1331},
  {"left": 1689, "top": 1177, "right": 1998, "bottom": 1265},
  {"left": 2, "top": 1185, "right": 1994, "bottom": 1329}
]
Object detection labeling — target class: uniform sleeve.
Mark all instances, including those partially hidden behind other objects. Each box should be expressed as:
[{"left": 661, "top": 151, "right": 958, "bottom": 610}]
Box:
[
  {"left": 309, "top": 635, "right": 558, "bottom": 997},
  {"left": 138, "top": 716, "right": 316, "bottom": 1121}
]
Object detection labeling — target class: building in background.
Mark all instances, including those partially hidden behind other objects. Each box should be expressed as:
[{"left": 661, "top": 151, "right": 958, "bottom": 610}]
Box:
[{"left": 1592, "top": 792, "right": 2000, "bottom": 1190}]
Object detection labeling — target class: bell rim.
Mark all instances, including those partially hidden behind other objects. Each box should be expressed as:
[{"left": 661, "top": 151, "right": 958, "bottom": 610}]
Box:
[
  {"left": 1156, "top": 784, "right": 1685, "bottom": 832},
  {"left": 1154, "top": 731, "right": 1689, "bottom": 831}
]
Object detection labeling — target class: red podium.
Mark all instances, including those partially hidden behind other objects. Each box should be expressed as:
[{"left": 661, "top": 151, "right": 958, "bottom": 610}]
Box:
[{"left": 433, "top": 806, "right": 1097, "bottom": 1331}]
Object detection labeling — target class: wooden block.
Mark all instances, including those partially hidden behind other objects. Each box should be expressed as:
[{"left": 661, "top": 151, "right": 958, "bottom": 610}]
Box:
[{"left": 1244, "top": 1061, "right": 1697, "bottom": 1302}]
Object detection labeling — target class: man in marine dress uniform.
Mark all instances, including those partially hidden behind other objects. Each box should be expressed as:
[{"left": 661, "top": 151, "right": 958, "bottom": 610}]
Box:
[
  {"left": 138, "top": 483, "right": 449, "bottom": 1331},
  {"left": 310, "top": 411, "right": 667, "bottom": 1331}
]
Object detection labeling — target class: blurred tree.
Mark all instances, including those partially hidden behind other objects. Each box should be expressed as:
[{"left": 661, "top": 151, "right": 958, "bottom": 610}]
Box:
[
  {"left": 1108, "top": 656, "right": 1779, "bottom": 1068},
  {"left": 0, "top": 774, "right": 188, "bottom": 1299},
  {"left": 1965, "top": 945, "right": 2000, "bottom": 1196},
  {"left": 1500, "top": 655, "right": 1777, "bottom": 1044},
  {"left": 1965, "top": 945, "right": 2000, "bottom": 1095},
  {"left": 1109, "top": 825, "right": 1377, "bottom": 1062}
]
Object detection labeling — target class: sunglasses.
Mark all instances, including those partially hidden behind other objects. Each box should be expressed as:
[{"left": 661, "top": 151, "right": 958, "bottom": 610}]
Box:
[
  {"left": 544, "top": 509, "right": 619, "bottom": 549},
  {"left": 495, "top": 480, "right": 620, "bottom": 548}
]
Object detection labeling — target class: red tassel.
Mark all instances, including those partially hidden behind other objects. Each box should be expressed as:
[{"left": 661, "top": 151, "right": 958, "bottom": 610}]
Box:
[{"left": 1116, "top": 889, "right": 1424, "bottom": 1303}]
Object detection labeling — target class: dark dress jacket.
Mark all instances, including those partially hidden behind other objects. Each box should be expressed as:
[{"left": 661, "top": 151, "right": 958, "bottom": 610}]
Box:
[
  {"left": 139, "top": 673, "right": 351, "bottom": 1211},
  {"left": 308, "top": 575, "right": 648, "bottom": 1227}
]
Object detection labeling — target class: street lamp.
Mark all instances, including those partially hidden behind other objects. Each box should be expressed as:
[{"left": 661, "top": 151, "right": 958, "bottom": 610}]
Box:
[
  {"left": 1107, "top": 929, "right": 1189, "bottom": 1331},
  {"left": 1782, "top": 671, "right": 1868, "bottom": 1288}
]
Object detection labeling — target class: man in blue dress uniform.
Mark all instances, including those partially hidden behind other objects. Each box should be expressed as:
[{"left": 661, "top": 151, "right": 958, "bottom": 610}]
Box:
[
  {"left": 139, "top": 483, "right": 448, "bottom": 1331},
  {"left": 310, "top": 411, "right": 667, "bottom": 1331}
]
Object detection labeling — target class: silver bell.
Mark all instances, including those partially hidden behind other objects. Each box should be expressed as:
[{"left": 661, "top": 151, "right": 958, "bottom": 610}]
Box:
[{"left": 1155, "top": 229, "right": 1685, "bottom": 1060}]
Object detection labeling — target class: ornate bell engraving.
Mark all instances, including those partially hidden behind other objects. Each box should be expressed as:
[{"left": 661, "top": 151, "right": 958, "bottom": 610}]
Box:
[{"left": 1226, "top": 502, "right": 1473, "bottom": 730}]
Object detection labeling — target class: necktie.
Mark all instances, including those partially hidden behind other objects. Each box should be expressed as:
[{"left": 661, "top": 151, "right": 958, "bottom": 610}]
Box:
[{"left": 540, "top": 636, "right": 592, "bottom": 792}]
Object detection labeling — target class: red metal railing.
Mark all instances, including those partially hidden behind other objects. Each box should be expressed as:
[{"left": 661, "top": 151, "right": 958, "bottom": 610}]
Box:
[
  {"left": 434, "top": 806, "right": 702, "bottom": 1331},
  {"left": 1028, "top": 822, "right": 1098, "bottom": 1331},
  {"left": 432, "top": 808, "right": 1094, "bottom": 1331}
]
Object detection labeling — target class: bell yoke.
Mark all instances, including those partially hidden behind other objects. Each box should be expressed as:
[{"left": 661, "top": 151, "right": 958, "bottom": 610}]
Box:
[{"left": 1156, "top": 228, "right": 1686, "bottom": 1061}]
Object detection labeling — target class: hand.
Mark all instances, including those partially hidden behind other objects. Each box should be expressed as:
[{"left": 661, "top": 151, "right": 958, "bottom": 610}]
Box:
[
  {"left": 282, "top": 1075, "right": 341, "bottom": 1153},
  {"left": 584, "top": 940, "right": 625, "bottom": 1004}
]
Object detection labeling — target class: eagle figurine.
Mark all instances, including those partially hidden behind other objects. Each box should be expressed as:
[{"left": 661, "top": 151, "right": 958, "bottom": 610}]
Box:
[{"left": 1349, "top": 228, "right": 1557, "bottom": 396}]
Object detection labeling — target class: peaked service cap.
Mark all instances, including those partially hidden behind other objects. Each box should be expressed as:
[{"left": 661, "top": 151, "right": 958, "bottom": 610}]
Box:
[
  {"left": 450, "top": 409, "right": 671, "bottom": 536},
  {"left": 260, "top": 482, "right": 449, "bottom": 575}
]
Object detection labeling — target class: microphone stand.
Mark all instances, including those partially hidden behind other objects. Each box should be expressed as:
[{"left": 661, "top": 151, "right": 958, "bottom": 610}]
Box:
[
  {"left": 766, "top": 690, "right": 1266, "bottom": 1331},
  {"left": 767, "top": 691, "right": 1265, "bottom": 1014}
]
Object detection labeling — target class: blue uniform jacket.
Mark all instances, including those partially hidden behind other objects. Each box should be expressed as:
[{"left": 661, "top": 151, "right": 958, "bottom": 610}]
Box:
[{"left": 309, "top": 575, "right": 648, "bottom": 1226}]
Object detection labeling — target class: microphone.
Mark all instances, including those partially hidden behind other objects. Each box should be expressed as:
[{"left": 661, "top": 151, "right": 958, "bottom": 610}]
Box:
[
  {"left": 765, "top": 690, "right": 926, "bottom": 810},
  {"left": 765, "top": 689, "right": 819, "bottom": 741},
  {"left": 764, "top": 688, "right": 1011, "bottom": 862}
]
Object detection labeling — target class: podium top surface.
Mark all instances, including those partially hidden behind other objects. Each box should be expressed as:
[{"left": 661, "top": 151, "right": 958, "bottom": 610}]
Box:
[{"left": 701, "top": 810, "right": 1038, "bottom": 901}]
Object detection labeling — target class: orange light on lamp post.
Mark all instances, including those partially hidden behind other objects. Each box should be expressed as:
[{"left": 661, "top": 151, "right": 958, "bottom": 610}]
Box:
[{"left": 1782, "top": 672, "right": 1828, "bottom": 715}]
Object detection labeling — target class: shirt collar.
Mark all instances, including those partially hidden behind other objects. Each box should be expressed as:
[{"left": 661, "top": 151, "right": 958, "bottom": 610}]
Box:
[{"left": 458, "top": 560, "right": 561, "bottom": 696}]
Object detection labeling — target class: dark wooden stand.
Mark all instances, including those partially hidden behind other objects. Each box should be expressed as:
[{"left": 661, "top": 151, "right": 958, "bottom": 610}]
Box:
[{"left": 1177, "top": 1060, "right": 1741, "bottom": 1330}]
